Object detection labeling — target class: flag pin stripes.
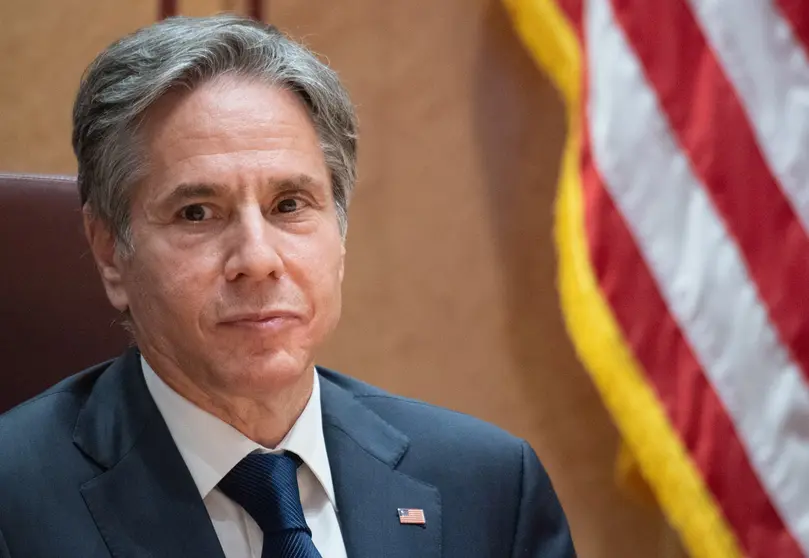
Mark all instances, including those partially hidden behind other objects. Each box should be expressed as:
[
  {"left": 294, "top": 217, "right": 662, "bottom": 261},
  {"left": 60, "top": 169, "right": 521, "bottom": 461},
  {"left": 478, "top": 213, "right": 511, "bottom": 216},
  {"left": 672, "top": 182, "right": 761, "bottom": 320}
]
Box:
[{"left": 397, "top": 508, "right": 426, "bottom": 526}]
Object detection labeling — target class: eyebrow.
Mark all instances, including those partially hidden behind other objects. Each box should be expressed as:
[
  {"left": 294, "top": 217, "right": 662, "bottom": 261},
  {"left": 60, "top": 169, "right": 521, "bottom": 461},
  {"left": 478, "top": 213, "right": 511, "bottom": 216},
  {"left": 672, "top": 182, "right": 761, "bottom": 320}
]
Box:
[
  {"left": 160, "top": 183, "right": 225, "bottom": 207},
  {"left": 160, "top": 175, "right": 320, "bottom": 207}
]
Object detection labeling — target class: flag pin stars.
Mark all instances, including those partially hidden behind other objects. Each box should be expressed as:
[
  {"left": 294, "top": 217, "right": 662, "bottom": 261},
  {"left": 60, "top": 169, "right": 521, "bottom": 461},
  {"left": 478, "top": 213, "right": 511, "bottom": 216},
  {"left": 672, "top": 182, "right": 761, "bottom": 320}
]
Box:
[{"left": 398, "top": 508, "right": 426, "bottom": 526}]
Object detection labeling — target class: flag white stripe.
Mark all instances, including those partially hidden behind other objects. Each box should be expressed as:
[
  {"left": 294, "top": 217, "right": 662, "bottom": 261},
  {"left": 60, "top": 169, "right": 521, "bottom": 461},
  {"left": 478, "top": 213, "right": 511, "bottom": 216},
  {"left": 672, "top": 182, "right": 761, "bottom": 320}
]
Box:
[
  {"left": 587, "top": 0, "right": 809, "bottom": 549},
  {"left": 685, "top": 0, "right": 809, "bottom": 236}
]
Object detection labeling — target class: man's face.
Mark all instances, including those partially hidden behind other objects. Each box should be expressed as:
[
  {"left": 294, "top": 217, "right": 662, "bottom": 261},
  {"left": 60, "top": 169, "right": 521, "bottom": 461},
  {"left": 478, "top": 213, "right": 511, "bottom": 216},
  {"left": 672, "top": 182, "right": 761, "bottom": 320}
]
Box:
[{"left": 95, "top": 76, "right": 345, "bottom": 396}]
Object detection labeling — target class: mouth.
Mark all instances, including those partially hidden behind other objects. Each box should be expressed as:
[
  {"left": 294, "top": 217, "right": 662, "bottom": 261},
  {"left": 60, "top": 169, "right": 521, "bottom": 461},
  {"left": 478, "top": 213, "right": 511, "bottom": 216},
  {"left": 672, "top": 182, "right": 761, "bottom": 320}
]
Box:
[{"left": 218, "top": 311, "right": 301, "bottom": 330}]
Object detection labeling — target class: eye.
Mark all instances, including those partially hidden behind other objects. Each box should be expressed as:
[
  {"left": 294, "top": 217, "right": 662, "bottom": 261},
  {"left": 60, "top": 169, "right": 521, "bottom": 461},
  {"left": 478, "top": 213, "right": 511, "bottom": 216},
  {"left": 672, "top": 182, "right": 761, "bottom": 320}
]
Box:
[
  {"left": 179, "top": 204, "right": 212, "bottom": 222},
  {"left": 276, "top": 198, "right": 300, "bottom": 214}
]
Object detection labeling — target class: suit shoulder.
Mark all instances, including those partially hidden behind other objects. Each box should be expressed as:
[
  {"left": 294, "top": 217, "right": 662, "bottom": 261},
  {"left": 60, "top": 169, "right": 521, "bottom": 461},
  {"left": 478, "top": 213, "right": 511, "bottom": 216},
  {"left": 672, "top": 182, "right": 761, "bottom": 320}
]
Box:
[
  {"left": 363, "top": 392, "right": 523, "bottom": 450},
  {"left": 0, "top": 361, "right": 110, "bottom": 462},
  {"left": 317, "top": 366, "right": 391, "bottom": 397},
  {"left": 0, "top": 360, "right": 109, "bottom": 423},
  {"left": 318, "top": 367, "right": 525, "bottom": 455}
]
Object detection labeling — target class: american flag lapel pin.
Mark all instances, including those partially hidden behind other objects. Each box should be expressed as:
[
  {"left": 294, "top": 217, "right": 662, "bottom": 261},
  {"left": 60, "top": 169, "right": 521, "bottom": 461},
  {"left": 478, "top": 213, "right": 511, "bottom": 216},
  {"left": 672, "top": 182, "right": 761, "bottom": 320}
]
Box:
[{"left": 398, "top": 508, "right": 426, "bottom": 526}]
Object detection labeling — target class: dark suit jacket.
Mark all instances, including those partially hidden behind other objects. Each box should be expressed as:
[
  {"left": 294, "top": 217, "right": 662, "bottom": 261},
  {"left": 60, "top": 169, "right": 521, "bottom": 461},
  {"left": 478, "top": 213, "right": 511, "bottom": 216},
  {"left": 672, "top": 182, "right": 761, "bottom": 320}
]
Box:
[{"left": 0, "top": 348, "right": 575, "bottom": 557}]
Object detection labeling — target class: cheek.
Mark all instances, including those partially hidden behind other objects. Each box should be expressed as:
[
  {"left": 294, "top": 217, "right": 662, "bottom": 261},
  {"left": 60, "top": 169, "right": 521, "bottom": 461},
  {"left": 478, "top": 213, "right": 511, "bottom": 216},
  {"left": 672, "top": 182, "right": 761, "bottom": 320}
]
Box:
[
  {"left": 126, "top": 248, "right": 221, "bottom": 327},
  {"left": 314, "top": 247, "right": 345, "bottom": 328},
  {"left": 292, "top": 238, "right": 344, "bottom": 320}
]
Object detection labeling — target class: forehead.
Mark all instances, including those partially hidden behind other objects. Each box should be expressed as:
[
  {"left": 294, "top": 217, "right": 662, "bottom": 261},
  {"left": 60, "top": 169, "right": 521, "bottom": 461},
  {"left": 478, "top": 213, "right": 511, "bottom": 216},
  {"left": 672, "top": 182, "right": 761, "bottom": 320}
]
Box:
[{"left": 137, "top": 76, "right": 329, "bottom": 198}]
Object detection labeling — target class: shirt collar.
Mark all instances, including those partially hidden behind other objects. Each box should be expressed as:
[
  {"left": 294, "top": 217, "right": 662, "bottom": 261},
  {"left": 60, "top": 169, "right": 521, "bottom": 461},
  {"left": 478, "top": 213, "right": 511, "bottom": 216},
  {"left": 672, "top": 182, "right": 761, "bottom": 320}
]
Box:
[{"left": 141, "top": 356, "right": 337, "bottom": 509}]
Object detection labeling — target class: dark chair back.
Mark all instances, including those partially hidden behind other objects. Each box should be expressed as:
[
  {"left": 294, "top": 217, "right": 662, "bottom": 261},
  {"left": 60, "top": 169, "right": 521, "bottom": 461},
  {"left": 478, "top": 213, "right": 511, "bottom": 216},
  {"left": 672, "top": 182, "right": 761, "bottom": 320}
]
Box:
[{"left": 0, "top": 173, "right": 129, "bottom": 413}]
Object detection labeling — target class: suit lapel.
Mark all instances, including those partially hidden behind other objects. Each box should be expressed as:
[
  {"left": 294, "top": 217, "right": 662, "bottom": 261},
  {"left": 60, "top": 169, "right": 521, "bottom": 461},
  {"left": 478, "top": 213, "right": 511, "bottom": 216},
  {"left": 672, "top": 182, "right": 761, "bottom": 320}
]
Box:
[
  {"left": 73, "top": 351, "right": 442, "bottom": 558},
  {"left": 74, "top": 349, "right": 225, "bottom": 558},
  {"left": 320, "top": 373, "right": 441, "bottom": 558}
]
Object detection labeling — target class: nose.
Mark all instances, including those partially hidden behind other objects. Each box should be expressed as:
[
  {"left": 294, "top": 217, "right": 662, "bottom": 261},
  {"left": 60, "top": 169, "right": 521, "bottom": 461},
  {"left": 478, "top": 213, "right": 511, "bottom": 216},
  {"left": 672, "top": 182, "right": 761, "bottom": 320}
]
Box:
[{"left": 223, "top": 206, "right": 285, "bottom": 282}]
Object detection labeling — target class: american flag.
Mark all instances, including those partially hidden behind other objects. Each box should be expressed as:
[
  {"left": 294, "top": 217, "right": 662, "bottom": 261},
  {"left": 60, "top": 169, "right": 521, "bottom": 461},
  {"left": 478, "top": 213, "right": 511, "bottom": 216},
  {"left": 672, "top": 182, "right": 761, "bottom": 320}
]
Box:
[
  {"left": 397, "top": 508, "right": 426, "bottom": 526},
  {"left": 504, "top": 0, "right": 809, "bottom": 557}
]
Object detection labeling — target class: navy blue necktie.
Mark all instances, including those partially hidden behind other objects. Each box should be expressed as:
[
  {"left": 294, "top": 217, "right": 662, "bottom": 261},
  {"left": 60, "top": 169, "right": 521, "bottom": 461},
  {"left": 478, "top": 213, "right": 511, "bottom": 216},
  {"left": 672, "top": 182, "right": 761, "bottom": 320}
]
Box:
[{"left": 219, "top": 452, "right": 322, "bottom": 558}]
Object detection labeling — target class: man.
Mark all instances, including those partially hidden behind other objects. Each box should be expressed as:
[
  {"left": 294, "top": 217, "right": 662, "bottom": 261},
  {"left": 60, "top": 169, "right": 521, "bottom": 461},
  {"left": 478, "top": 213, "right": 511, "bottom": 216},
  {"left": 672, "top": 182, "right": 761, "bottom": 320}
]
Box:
[{"left": 0, "top": 15, "right": 575, "bottom": 558}]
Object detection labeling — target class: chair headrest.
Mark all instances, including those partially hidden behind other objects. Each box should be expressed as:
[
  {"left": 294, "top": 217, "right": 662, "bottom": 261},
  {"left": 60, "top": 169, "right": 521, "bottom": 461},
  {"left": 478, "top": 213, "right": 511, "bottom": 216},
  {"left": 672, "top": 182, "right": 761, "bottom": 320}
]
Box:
[{"left": 0, "top": 173, "right": 129, "bottom": 413}]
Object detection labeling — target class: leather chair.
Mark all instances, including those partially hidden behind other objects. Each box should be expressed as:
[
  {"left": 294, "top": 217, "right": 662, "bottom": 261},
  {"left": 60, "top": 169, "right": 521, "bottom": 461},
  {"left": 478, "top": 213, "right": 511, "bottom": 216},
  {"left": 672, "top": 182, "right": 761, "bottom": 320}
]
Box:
[{"left": 0, "top": 173, "right": 129, "bottom": 413}]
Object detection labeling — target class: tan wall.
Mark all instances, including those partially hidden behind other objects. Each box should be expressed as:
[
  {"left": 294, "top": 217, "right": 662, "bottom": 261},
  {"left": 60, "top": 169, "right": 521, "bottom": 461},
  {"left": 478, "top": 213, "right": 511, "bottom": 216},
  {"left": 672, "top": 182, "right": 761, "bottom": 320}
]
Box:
[{"left": 0, "top": 1, "right": 685, "bottom": 556}]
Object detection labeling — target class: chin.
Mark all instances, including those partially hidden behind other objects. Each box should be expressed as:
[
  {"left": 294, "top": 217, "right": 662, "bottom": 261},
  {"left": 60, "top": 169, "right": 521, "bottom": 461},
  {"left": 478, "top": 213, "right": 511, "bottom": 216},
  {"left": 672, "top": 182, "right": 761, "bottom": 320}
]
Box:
[{"left": 216, "top": 349, "right": 312, "bottom": 393}]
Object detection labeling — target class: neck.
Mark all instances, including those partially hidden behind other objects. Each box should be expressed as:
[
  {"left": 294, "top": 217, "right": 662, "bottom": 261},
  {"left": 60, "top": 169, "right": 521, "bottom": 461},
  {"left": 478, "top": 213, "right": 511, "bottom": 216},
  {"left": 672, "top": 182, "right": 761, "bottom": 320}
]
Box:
[{"left": 141, "top": 351, "right": 314, "bottom": 448}]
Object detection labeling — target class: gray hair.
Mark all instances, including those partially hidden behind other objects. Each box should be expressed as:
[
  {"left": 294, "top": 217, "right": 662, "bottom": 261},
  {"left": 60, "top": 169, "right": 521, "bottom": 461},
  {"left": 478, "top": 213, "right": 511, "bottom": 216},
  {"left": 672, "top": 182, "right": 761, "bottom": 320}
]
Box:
[{"left": 72, "top": 14, "right": 358, "bottom": 252}]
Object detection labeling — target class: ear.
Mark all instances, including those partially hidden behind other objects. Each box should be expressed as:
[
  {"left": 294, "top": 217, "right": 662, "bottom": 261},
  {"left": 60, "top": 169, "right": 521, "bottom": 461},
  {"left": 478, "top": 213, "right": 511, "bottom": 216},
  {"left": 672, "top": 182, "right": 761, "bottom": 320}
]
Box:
[
  {"left": 83, "top": 205, "right": 130, "bottom": 312},
  {"left": 338, "top": 242, "right": 346, "bottom": 283}
]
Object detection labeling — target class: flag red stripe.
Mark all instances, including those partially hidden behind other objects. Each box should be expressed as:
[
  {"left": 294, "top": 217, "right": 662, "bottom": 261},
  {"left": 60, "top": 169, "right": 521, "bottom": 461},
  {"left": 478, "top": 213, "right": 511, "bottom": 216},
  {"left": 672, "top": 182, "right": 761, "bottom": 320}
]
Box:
[
  {"left": 609, "top": 0, "right": 809, "bottom": 437},
  {"left": 558, "top": 0, "right": 802, "bottom": 552},
  {"left": 580, "top": 122, "right": 802, "bottom": 558},
  {"left": 557, "top": 0, "right": 583, "bottom": 34},
  {"left": 576, "top": 25, "right": 804, "bottom": 554},
  {"left": 776, "top": 0, "right": 809, "bottom": 60}
]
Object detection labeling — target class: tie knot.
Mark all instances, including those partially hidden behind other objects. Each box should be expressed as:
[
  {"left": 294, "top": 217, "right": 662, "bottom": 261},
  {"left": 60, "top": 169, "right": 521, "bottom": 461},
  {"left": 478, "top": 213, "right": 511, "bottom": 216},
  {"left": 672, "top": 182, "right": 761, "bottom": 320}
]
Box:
[{"left": 219, "top": 451, "right": 309, "bottom": 535}]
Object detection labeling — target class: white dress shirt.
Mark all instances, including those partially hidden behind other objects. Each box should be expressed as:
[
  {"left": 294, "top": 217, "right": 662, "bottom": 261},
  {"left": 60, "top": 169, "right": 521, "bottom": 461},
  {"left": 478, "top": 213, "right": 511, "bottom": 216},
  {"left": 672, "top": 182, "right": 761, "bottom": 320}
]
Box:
[{"left": 141, "top": 357, "right": 348, "bottom": 558}]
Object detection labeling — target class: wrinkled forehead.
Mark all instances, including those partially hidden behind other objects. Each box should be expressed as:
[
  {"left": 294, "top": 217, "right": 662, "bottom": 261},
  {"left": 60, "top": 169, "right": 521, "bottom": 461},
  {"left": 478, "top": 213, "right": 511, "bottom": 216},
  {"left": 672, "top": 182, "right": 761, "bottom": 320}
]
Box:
[{"left": 132, "top": 76, "right": 330, "bottom": 205}]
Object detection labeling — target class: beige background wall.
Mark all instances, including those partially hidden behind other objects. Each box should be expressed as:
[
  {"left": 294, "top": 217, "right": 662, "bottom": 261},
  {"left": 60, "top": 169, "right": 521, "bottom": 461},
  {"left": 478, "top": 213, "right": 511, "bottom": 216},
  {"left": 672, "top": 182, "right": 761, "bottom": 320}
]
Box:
[{"left": 0, "top": 1, "right": 684, "bottom": 556}]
